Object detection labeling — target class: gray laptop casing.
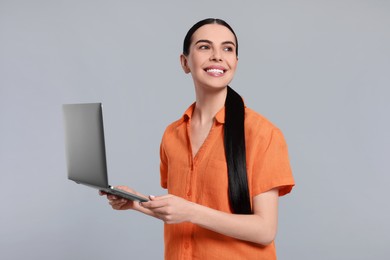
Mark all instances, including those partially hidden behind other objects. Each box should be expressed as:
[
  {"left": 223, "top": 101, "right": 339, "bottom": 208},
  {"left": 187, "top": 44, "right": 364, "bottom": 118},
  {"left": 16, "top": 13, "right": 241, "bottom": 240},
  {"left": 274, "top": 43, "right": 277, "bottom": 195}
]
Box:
[{"left": 63, "top": 103, "right": 148, "bottom": 202}]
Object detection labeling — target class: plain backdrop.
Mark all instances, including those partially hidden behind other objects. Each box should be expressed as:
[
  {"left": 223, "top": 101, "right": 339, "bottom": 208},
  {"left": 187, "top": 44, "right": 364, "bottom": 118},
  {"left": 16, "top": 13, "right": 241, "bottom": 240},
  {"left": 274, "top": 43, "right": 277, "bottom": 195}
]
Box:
[{"left": 1, "top": 1, "right": 389, "bottom": 259}]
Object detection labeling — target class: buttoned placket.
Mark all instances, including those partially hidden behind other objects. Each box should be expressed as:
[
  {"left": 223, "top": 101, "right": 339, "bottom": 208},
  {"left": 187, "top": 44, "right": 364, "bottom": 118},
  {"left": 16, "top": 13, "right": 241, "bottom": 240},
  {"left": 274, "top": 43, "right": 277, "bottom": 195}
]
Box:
[
  {"left": 181, "top": 118, "right": 194, "bottom": 257},
  {"left": 181, "top": 117, "right": 218, "bottom": 257}
]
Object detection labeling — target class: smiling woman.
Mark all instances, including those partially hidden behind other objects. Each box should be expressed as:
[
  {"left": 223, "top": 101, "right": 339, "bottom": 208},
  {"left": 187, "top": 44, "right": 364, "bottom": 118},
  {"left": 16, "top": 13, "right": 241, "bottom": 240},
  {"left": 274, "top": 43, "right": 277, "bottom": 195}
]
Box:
[
  {"left": 181, "top": 20, "right": 238, "bottom": 92},
  {"left": 101, "top": 18, "right": 295, "bottom": 259}
]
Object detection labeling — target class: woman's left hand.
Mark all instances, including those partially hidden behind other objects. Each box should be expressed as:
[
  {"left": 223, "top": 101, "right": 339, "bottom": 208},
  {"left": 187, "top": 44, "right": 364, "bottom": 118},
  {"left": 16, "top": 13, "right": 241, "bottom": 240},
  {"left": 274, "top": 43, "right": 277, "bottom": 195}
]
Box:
[{"left": 140, "top": 194, "right": 195, "bottom": 224}]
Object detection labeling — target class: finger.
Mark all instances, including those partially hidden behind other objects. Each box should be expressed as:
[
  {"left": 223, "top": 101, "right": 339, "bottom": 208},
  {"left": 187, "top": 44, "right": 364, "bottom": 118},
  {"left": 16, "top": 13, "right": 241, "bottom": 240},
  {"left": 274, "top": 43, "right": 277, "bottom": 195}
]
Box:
[
  {"left": 107, "top": 195, "right": 119, "bottom": 200},
  {"left": 109, "top": 200, "right": 127, "bottom": 209},
  {"left": 152, "top": 212, "right": 165, "bottom": 221},
  {"left": 111, "top": 204, "right": 126, "bottom": 210},
  {"left": 109, "top": 198, "right": 127, "bottom": 204},
  {"left": 142, "top": 195, "right": 175, "bottom": 208},
  {"left": 115, "top": 185, "right": 127, "bottom": 191},
  {"left": 149, "top": 194, "right": 173, "bottom": 201},
  {"left": 151, "top": 211, "right": 175, "bottom": 224},
  {"left": 148, "top": 207, "right": 171, "bottom": 216},
  {"left": 116, "top": 185, "right": 135, "bottom": 193},
  {"left": 141, "top": 200, "right": 168, "bottom": 209}
]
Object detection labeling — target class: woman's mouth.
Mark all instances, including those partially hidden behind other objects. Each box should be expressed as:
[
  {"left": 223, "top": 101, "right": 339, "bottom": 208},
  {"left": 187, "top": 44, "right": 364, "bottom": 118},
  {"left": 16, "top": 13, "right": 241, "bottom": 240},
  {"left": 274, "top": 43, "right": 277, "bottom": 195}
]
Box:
[
  {"left": 206, "top": 68, "right": 224, "bottom": 74},
  {"left": 204, "top": 66, "right": 226, "bottom": 76}
]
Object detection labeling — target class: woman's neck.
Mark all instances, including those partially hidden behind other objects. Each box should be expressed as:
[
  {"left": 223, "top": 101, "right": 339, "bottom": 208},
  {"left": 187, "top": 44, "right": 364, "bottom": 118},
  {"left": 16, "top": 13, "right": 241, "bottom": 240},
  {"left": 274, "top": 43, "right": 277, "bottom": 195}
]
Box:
[{"left": 192, "top": 86, "right": 227, "bottom": 125}]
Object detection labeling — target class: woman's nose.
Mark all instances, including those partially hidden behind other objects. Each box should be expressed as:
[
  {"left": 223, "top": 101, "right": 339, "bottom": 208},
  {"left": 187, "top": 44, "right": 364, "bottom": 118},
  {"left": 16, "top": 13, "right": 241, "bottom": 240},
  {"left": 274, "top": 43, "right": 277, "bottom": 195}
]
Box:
[{"left": 210, "top": 49, "right": 223, "bottom": 61}]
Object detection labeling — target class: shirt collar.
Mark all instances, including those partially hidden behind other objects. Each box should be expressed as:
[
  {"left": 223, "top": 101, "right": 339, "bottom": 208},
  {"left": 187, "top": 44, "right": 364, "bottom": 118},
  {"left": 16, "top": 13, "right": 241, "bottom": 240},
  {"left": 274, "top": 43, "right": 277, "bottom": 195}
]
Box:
[
  {"left": 182, "top": 103, "right": 226, "bottom": 125},
  {"left": 183, "top": 103, "right": 195, "bottom": 121}
]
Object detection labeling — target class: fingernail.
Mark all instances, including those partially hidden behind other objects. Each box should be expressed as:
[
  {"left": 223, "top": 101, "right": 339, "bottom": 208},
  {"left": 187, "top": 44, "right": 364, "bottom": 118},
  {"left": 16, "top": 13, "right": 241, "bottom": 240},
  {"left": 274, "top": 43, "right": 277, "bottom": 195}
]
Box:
[{"left": 149, "top": 195, "right": 155, "bottom": 199}]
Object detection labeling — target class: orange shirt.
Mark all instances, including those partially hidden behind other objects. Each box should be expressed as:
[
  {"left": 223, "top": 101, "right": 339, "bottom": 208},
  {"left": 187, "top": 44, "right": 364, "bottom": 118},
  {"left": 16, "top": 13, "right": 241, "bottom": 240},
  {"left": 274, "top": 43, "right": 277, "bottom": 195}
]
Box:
[{"left": 160, "top": 103, "right": 294, "bottom": 260}]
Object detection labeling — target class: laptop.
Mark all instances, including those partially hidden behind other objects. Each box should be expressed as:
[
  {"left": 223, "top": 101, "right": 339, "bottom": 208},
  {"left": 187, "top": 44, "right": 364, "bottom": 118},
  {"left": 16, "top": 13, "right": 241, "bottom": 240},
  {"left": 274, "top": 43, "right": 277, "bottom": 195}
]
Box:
[{"left": 62, "top": 102, "right": 148, "bottom": 202}]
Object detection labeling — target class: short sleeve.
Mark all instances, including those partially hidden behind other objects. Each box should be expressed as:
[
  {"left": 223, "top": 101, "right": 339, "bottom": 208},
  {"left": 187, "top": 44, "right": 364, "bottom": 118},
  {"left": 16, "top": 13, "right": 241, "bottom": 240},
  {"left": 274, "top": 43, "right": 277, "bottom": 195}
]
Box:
[
  {"left": 251, "top": 128, "right": 295, "bottom": 197},
  {"left": 160, "top": 140, "right": 168, "bottom": 189}
]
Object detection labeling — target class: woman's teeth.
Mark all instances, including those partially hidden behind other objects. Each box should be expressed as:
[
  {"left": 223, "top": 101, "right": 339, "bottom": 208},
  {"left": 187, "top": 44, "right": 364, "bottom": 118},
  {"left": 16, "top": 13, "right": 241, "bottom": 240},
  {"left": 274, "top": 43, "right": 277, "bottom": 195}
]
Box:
[{"left": 206, "top": 69, "right": 224, "bottom": 74}]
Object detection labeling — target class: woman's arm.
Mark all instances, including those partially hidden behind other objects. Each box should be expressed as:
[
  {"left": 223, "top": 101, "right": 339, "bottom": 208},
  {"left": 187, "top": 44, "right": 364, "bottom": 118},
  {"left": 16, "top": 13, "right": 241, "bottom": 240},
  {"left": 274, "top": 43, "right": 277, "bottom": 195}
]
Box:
[{"left": 141, "top": 188, "right": 279, "bottom": 245}]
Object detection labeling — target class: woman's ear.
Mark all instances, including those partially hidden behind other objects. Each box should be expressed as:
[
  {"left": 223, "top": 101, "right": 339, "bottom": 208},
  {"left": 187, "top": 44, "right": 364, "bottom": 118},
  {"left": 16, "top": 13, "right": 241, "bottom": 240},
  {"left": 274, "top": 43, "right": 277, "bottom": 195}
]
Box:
[{"left": 180, "top": 54, "right": 191, "bottom": 74}]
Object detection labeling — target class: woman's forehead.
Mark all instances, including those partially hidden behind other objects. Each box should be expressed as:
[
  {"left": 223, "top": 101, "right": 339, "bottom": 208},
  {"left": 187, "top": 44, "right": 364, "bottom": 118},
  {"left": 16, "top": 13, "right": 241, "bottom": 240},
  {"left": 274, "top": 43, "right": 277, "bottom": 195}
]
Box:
[{"left": 191, "top": 24, "right": 236, "bottom": 44}]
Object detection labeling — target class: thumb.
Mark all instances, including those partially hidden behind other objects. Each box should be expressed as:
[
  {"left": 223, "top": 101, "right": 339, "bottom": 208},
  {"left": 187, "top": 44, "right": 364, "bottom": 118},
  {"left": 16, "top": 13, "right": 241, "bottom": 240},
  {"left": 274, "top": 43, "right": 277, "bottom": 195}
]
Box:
[{"left": 149, "top": 194, "right": 174, "bottom": 201}]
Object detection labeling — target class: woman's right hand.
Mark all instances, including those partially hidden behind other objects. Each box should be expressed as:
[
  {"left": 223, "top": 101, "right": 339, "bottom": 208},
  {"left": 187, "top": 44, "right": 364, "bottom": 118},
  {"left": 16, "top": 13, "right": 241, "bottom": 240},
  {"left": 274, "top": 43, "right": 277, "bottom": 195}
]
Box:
[{"left": 99, "top": 186, "right": 143, "bottom": 211}]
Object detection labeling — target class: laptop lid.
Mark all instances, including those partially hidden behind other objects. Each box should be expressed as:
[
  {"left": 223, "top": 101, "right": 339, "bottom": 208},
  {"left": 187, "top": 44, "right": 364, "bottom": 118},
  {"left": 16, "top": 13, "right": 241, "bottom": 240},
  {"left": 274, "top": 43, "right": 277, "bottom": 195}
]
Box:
[{"left": 63, "top": 103, "right": 109, "bottom": 189}]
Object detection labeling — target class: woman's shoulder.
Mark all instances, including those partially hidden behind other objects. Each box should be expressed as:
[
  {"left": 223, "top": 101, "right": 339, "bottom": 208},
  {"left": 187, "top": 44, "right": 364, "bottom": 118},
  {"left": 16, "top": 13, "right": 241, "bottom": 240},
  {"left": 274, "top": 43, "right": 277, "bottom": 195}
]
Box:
[
  {"left": 244, "top": 107, "right": 279, "bottom": 131},
  {"left": 244, "top": 107, "right": 289, "bottom": 152},
  {"left": 161, "top": 113, "right": 188, "bottom": 142},
  {"left": 165, "top": 117, "right": 185, "bottom": 131}
]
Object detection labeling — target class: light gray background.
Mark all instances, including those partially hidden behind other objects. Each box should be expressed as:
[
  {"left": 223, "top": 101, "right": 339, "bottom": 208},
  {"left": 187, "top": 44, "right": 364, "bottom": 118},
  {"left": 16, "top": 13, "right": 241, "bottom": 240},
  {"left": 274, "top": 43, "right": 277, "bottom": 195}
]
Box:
[{"left": 1, "top": 1, "right": 389, "bottom": 259}]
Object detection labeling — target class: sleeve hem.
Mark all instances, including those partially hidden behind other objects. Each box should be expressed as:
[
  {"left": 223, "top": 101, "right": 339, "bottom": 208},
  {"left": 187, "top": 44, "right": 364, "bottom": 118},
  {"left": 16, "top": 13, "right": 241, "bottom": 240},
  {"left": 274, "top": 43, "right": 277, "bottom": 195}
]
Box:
[{"left": 252, "top": 181, "right": 295, "bottom": 197}]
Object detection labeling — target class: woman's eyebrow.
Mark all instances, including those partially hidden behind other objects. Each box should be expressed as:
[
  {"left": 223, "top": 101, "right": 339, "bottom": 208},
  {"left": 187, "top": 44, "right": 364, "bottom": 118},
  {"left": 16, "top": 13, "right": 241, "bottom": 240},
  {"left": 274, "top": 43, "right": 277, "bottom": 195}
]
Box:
[
  {"left": 195, "top": 39, "right": 212, "bottom": 45},
  {"left": 194, "top": 39, "right": 236, "bottom": 46},
  {"left": 222, "top": 41, "right": 236, "bottom": 46}
]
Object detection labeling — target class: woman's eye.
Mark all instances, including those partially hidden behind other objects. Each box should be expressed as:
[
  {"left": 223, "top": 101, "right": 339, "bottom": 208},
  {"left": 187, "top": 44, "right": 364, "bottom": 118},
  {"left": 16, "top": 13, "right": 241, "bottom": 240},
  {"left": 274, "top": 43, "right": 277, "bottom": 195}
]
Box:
[
  {"left": 199, "top": 45, "right": 210, "bottom": 50},
  {"left": 224, "top": 46, "right": 234, "bottom": 52}
]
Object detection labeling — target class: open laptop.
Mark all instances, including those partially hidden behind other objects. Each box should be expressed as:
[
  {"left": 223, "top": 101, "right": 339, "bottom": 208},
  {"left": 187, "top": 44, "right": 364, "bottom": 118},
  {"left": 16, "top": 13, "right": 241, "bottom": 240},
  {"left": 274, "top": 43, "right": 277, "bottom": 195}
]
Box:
[{"left": 62, "top": 103, "right": 148, "bottom": 202}]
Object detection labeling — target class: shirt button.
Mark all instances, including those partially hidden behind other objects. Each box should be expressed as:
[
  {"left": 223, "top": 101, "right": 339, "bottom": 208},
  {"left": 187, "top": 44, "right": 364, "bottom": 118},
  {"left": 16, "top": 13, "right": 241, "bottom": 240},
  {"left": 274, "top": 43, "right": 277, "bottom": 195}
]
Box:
[{"left": 186, "top": 191, "right": 192, "bottom": 197}]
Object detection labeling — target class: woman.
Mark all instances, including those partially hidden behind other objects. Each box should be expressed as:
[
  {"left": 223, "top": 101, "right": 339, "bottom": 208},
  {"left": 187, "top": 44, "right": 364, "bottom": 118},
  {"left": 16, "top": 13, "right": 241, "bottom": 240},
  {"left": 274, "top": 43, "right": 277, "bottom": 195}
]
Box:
[{"left": 101, "top": 18, "right": 295, "bottom": 259}]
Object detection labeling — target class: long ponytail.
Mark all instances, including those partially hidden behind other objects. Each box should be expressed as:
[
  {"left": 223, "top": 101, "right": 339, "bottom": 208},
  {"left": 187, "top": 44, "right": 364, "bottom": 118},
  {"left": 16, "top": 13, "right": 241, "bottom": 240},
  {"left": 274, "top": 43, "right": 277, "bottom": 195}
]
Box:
[{"left": 224, "top": 86, "right": 252, "bottom": 214}]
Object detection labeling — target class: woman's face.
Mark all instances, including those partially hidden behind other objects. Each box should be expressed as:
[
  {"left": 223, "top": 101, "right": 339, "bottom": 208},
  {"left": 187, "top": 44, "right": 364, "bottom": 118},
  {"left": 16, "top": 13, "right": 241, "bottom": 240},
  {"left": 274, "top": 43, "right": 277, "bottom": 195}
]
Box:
[{"left": 181, "top": 24, "right": 238, "bottom": 91}]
